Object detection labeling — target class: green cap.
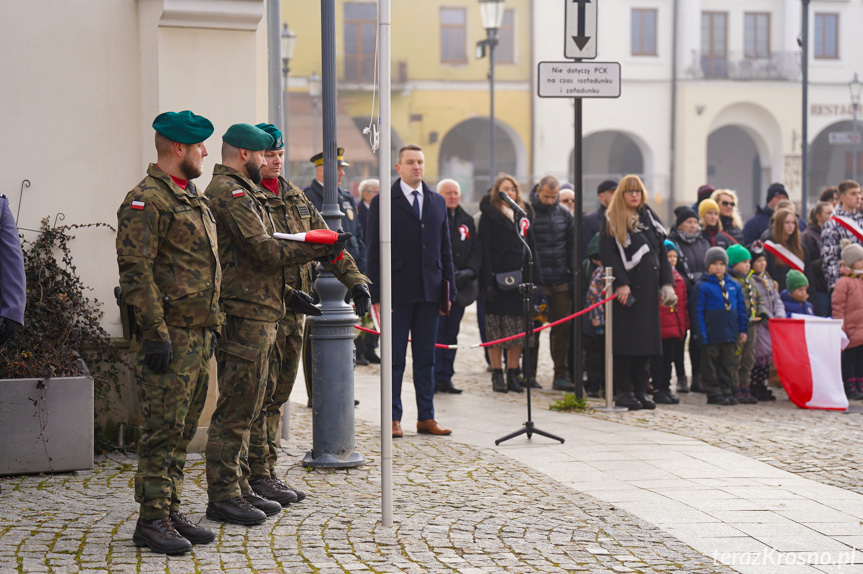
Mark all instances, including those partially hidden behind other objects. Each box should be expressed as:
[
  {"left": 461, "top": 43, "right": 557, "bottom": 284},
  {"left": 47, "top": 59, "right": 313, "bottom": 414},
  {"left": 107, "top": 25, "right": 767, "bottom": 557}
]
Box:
[
  {"left": 223, "top": 123, "right": 275, "bottom": 151},
  {"left": 152, "top": 110, "right": 214, "bottom": 144},
  {"left": 726, "top": 244, "right": 751, "bottom": 267},
  {"left": 255, "top": 123, "right": 284, "bottom": 150},
  {"left": 786, "top": 269, "right": 809, "bottom": 292}
]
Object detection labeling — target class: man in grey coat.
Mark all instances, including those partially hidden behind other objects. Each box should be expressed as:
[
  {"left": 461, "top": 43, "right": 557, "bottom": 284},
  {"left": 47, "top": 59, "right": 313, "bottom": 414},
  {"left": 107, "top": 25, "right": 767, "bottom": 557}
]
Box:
[{"left": 0, "top": 194, "right": 25, "bottom": 347}]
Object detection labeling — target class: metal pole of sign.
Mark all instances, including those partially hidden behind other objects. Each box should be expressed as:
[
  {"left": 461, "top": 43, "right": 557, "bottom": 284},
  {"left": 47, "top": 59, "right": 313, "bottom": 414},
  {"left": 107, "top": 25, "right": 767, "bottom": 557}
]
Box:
[
  {"left": 378, "top": 0, "right": 394, "bottom": 528},
  {"left": 801, "top": 0, "right": 810, "bottom": 202},
  {"left": 594, "top": 267, "right": 626, "bottom": 412}
]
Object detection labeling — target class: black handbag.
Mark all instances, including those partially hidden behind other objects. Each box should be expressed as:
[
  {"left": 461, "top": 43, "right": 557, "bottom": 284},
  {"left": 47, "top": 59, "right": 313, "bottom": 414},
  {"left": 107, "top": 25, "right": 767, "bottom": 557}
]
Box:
[{"left": 495, "top": 270, "right": 522, "bottom": 292}]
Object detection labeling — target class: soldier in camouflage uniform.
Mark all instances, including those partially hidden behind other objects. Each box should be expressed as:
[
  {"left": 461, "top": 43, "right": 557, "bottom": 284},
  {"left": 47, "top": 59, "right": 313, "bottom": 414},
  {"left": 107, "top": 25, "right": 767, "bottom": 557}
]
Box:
[
  {"left": 243, "top": 124, "right": 370, "bottom": 504},
  {"left": 116, "top": 111, "right": 220, "bottom": 555},
  {"left": 203, "top": 123, "right": 349, "bottom": 526}
]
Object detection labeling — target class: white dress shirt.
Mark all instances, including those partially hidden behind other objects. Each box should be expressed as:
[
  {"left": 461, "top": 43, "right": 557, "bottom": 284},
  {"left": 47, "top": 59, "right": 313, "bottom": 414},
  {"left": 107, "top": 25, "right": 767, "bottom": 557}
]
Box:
[{"left": 400, "top": 179, "right": 423, "bottom": 217}]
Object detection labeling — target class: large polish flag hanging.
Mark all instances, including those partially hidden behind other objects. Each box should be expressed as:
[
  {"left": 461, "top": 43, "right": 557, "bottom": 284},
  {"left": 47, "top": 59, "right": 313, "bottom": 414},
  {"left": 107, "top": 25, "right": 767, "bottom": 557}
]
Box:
[{"left": 769, "top": 316, "right": 848, "bottom": 410}]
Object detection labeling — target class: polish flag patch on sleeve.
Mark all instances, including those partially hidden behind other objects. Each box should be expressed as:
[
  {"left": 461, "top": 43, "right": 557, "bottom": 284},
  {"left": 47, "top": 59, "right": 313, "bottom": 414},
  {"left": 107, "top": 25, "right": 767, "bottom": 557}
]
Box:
[
  {"left": 232, "top": 189, "right": 245, "bottom": 198},
  {"left": 130, "top": 200, "right": 145, "bottom": 210}
]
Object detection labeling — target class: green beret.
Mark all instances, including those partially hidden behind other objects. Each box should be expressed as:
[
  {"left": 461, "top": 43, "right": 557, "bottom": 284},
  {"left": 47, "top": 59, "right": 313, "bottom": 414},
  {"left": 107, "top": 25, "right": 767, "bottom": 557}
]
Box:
[
  {"left": 223, "top": 123, "right": 275, "bottom": 151},
  {"left": 152, "top": 110, "right": 214, "bottom": 144},
  {"left": 726, "top": 244, "right": 751, "bottom": 267},
  {"left": 310, "top": 147, "right": 350, "bottom": 167},
  {"left": 255, "top": 123, "right": 284, "bottom": 150}
]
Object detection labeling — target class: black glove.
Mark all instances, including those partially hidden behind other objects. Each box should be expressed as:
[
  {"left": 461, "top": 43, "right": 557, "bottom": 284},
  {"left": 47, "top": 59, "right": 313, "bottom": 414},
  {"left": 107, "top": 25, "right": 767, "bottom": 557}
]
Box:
[
  {"left": 0, "top": 318, "right": 21, "bottom": 347},
  {"left": 352, "top": 283, "right": 371, "bottom": 317},
  {"left": 316, "top": 230, "right": 352, "bottom": 263},
  {"left": 290, "top": 289, "right": 323, "bottom": 316},
  {"left": 454, "top": 268, "right": 475, "bottom": 287},
  {"left": 208, "top": 329, "right": 218, "bottom": 359},
  {"left": 143, "top": 338, "right": 173, "bottom": 374},
  {"left": 483, "top": 285, "right": 496, "bottom": 303}
]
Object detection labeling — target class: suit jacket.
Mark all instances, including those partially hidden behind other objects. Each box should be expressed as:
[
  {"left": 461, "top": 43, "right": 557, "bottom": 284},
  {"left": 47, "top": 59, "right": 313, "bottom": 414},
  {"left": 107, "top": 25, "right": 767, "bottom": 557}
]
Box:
[
  {"left": 366, "top": 179, "right": 456, "bottom": 306},
  {"left": 0, "top": 195, "right": 25, "bottom": 325}
]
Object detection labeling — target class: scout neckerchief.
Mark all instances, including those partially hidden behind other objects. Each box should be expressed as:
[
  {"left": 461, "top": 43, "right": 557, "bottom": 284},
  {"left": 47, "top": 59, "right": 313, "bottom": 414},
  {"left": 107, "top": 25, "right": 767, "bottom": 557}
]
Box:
[{"left": 719, "top": 275, "right": 731, "bottom": 311}]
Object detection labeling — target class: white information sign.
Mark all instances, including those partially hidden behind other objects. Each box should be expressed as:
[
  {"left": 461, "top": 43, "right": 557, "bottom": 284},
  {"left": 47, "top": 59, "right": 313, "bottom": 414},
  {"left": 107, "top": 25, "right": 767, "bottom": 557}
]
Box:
[
  {"left": 537, "top": 61, "right": 621, "bottom": 98},
  {"left": 829, "top": 132, "right": 861, "bottom": 145},
  {"left": 564, "top": 0, "right": 598, "bottom": 59}
]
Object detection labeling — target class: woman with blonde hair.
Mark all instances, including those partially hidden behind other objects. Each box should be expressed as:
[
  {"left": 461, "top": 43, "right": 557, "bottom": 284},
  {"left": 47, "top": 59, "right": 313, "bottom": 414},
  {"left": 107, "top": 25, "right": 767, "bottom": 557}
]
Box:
[
  {"left": 763, "top": 208, "right": 813, "bottom": 292},
  {"left": 599, "top": 175, "right": 676, "bottom": 410},
  {"left": 478, "top": 174, "right": 541, "bottom": 393},
  {"left": 710, "top": 189, "right": 744, "bottom": 243}
]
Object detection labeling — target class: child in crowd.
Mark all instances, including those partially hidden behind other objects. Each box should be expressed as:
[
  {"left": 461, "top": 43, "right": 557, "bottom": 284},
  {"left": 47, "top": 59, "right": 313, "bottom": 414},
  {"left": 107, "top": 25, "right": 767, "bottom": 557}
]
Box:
[
  {"left": 781, "top": 270, "right": 814, "bottom": 317},
  {"left": 726, "top": 244, "right": 765, "bottom": 404},
  {"left": 649, "top": 240, "right": 688, "bottom": 404},
  {"left": 694, "top": 247, "right": 748, "bottom": 405},
  {"left": 583, "top": 233, "right": 606, "bottom": 398},
  {"left": 748, "top": 242, "right": 783, "bottom": 401},
  {"left": 831, "top": 240, "right": 863, "bottom": 401}
]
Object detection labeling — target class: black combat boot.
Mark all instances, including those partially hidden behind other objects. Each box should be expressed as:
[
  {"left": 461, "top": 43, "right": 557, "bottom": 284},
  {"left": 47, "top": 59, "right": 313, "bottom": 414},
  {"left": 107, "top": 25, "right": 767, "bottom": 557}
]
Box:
[
  {"left": 132, "top": 516, "right": 192, "bottom": 555},
  {"left": 169, "top": 511, "right": 215, "bottom": 545},
  {"left": 206, "top": 496, "right": 267, "bottom": 526}
]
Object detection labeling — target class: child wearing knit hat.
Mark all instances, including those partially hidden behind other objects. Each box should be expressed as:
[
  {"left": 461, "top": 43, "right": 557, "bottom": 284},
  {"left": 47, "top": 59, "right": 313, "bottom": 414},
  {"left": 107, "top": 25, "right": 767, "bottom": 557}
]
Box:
[
  {"left": 747, "top": 242, "right": 783, "bottom": 401},
  {"left": 649, "top": 240, "right": 688, "bottom": 404},
  {"left": 693, "top": 246, "right": 749, "bottom": 405},
  {"left": 780, "top": 270, "right": 814, "bottom": 317},
  {"left": 832, "top": 239, "right": 863, "bottom": 400},
  {"left": 725, "top": 244, "right": 766, "bottom": 404}
]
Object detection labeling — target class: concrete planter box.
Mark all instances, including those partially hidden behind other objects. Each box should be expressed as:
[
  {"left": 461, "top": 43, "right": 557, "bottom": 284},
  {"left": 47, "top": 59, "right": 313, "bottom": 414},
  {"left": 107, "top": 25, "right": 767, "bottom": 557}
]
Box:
[{"left": 0, "top": 375, "right": 94, "bottom": 475}]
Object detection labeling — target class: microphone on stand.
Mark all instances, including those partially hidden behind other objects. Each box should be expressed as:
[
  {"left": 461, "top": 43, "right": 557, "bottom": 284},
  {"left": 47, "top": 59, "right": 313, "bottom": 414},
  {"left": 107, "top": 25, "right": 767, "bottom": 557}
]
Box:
[{"left": 498, "top": 191, "right": 527, "bottom": 219}]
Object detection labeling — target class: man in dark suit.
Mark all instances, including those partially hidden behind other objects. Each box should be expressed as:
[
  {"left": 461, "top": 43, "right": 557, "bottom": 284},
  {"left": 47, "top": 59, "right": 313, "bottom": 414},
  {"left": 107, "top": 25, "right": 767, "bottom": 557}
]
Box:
[{"left": 366, "top": 144, "right": 457, "bottom": 438}]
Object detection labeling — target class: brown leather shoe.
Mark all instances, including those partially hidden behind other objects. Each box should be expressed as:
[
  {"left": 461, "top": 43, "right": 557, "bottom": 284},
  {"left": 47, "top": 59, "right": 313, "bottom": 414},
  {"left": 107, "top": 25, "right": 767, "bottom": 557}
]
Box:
[
  {"left": 392, "top": 420, "right": 403, "bottom": 438},
  {"left": 416, "top": 419, "right": 452, "bottom": 435}
]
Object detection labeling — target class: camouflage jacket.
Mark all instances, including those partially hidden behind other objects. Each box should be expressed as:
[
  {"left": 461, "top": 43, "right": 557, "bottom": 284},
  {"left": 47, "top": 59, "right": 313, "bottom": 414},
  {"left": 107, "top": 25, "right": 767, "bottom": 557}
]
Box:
[
  {"left": 272, "top": 177, "right": 369, "bottom": 297},
  {"left": 116, "top": 164, "right": 222, "bottom": 341},
  {"left": 205, "top": 164, "right": 331, "bottom": 322}
]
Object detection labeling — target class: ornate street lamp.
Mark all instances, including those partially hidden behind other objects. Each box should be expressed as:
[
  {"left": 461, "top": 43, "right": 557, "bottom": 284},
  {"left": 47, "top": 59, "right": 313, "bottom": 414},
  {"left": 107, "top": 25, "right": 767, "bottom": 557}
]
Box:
[
  {"left": 280, "top": 23, "right": 297, "bottom": 173},
  {"left": 478, "top": 0, "right": 505, "bottom": 189}
]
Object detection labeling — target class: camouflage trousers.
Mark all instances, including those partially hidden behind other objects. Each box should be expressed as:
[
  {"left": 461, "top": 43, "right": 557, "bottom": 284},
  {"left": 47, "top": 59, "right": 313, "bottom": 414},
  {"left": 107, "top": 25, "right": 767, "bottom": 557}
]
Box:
[
  {"left": 205, "top": 315, "right": 277, "bottom": 502},
  {"left": 135, "top": 326, "right": 212, "bottom": 520},
  {"left": 242, "top": 311, "right": 304, "bottom": 481}
]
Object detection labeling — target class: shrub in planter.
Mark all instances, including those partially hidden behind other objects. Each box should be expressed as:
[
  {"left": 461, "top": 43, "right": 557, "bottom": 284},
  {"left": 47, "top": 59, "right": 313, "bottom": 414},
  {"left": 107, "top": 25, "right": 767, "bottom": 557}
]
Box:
[{"left": 0, "top": 218, "right": 123, "bottom": 474}]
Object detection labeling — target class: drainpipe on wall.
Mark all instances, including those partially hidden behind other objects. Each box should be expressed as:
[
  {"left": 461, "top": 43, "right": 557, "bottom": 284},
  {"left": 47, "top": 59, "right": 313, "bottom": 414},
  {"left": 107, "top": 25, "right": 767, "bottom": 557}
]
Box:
[{"left": 668, "top": 0, "right": 679, "bottom": 224}]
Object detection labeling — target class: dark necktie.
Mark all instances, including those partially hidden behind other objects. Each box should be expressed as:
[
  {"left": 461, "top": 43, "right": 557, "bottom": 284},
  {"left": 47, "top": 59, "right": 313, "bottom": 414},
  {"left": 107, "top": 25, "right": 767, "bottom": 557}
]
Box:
[{"left": 411, "top": 190, "right": 421, "bottom": 218}]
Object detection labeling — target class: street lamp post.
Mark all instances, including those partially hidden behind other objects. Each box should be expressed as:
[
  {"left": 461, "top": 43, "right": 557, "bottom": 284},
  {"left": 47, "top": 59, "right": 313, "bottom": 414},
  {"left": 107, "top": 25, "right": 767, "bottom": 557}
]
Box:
[
  {"left": 851, "top": 73, "right": 862, "bottom": 181},
  {"left": 309, "top": 71, "right": 322, "bottom": 154},
  {"left": 478, "top": 0, "right": 505, "bottom": 189},
  {"left": 281, "top": 23, "right": 297, "bottom": 174}
]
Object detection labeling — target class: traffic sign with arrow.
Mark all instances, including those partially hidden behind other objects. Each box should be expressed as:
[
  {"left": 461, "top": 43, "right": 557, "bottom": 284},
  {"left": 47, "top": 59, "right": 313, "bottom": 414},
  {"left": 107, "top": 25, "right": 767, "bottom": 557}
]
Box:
[{"left": 565, "top": 0, "right": 597, "bottom": 60}]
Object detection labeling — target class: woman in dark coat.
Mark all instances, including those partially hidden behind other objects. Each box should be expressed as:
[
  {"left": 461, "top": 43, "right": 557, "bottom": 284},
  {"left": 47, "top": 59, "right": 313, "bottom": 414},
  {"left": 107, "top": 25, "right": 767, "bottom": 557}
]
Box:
[
  {"left": 479, "top": 174, "right": 541, "bottom": 393},
  {"left": 599, "top": 175, "right": 675, "bottom": 410},
  {"left": 763, "top": 208, "right": 813, "bottom": 292},
  {"left": 668, "top": 207, "right": 711, "bottom": 393}
]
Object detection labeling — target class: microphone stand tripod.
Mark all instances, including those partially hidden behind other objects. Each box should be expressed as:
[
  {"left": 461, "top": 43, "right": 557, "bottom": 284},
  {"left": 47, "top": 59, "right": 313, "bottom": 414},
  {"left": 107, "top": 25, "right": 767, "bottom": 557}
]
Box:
[{"left": 495, "top": 213, "right": 565, "bottom": 446}]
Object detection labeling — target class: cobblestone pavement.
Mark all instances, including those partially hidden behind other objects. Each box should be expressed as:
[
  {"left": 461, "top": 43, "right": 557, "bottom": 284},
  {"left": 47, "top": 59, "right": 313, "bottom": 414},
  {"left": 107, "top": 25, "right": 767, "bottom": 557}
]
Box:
[
  {"left": 0, "top": 404, "right": 737, "bottom": 574},
  {"left": 448, "top": 307, "right": 863, "bottom": 498}
]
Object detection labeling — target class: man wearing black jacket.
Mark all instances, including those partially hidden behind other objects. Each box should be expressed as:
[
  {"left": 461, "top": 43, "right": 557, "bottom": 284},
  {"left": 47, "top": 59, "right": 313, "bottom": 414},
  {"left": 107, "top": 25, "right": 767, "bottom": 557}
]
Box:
[
  {"left": 531, "top": 175, "right": 575, "bottom": 391},
  {"left": 434, "top": 179, "right": 481, "bottom": 394}
]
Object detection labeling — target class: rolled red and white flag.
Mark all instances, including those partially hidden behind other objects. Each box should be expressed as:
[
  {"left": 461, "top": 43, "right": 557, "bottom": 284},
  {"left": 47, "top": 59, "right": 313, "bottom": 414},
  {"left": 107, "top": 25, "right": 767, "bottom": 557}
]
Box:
[
  {"left": 273, "top": 229, "right": 341, "bottom": 244},
  {"left": 763, "top": 240, "right": 804, "bottom": 272},
  {"left": 832, "top": 215, "right": 863, "bottom": 243},
  {"left": 770, "top": 317, "right": 848, "bottom": 410}
]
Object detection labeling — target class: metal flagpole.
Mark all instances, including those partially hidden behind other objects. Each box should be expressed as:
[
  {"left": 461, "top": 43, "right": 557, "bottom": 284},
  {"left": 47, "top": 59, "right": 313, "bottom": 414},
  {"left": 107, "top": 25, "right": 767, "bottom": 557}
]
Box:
[{"left": 378, "top": 0, "right": 394, "bottom": 527}]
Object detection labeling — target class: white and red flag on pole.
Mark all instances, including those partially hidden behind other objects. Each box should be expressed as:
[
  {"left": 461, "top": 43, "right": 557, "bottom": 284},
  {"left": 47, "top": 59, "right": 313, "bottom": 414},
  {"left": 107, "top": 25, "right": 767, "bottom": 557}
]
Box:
[
  {"left": 769, "top": 317, "right": 848, "bottom": 410},
  {"left": 763, "top": 240, "right": 805, "bottom": 273},
  {"left": 274, "top": 229, "right": 341, "bottom": 244},
  {"left": 832, "top": 215, "right": 863, "bottom": 243},
  {"left": 274, "top": 229, "right": 344, "bottom": 261}
]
